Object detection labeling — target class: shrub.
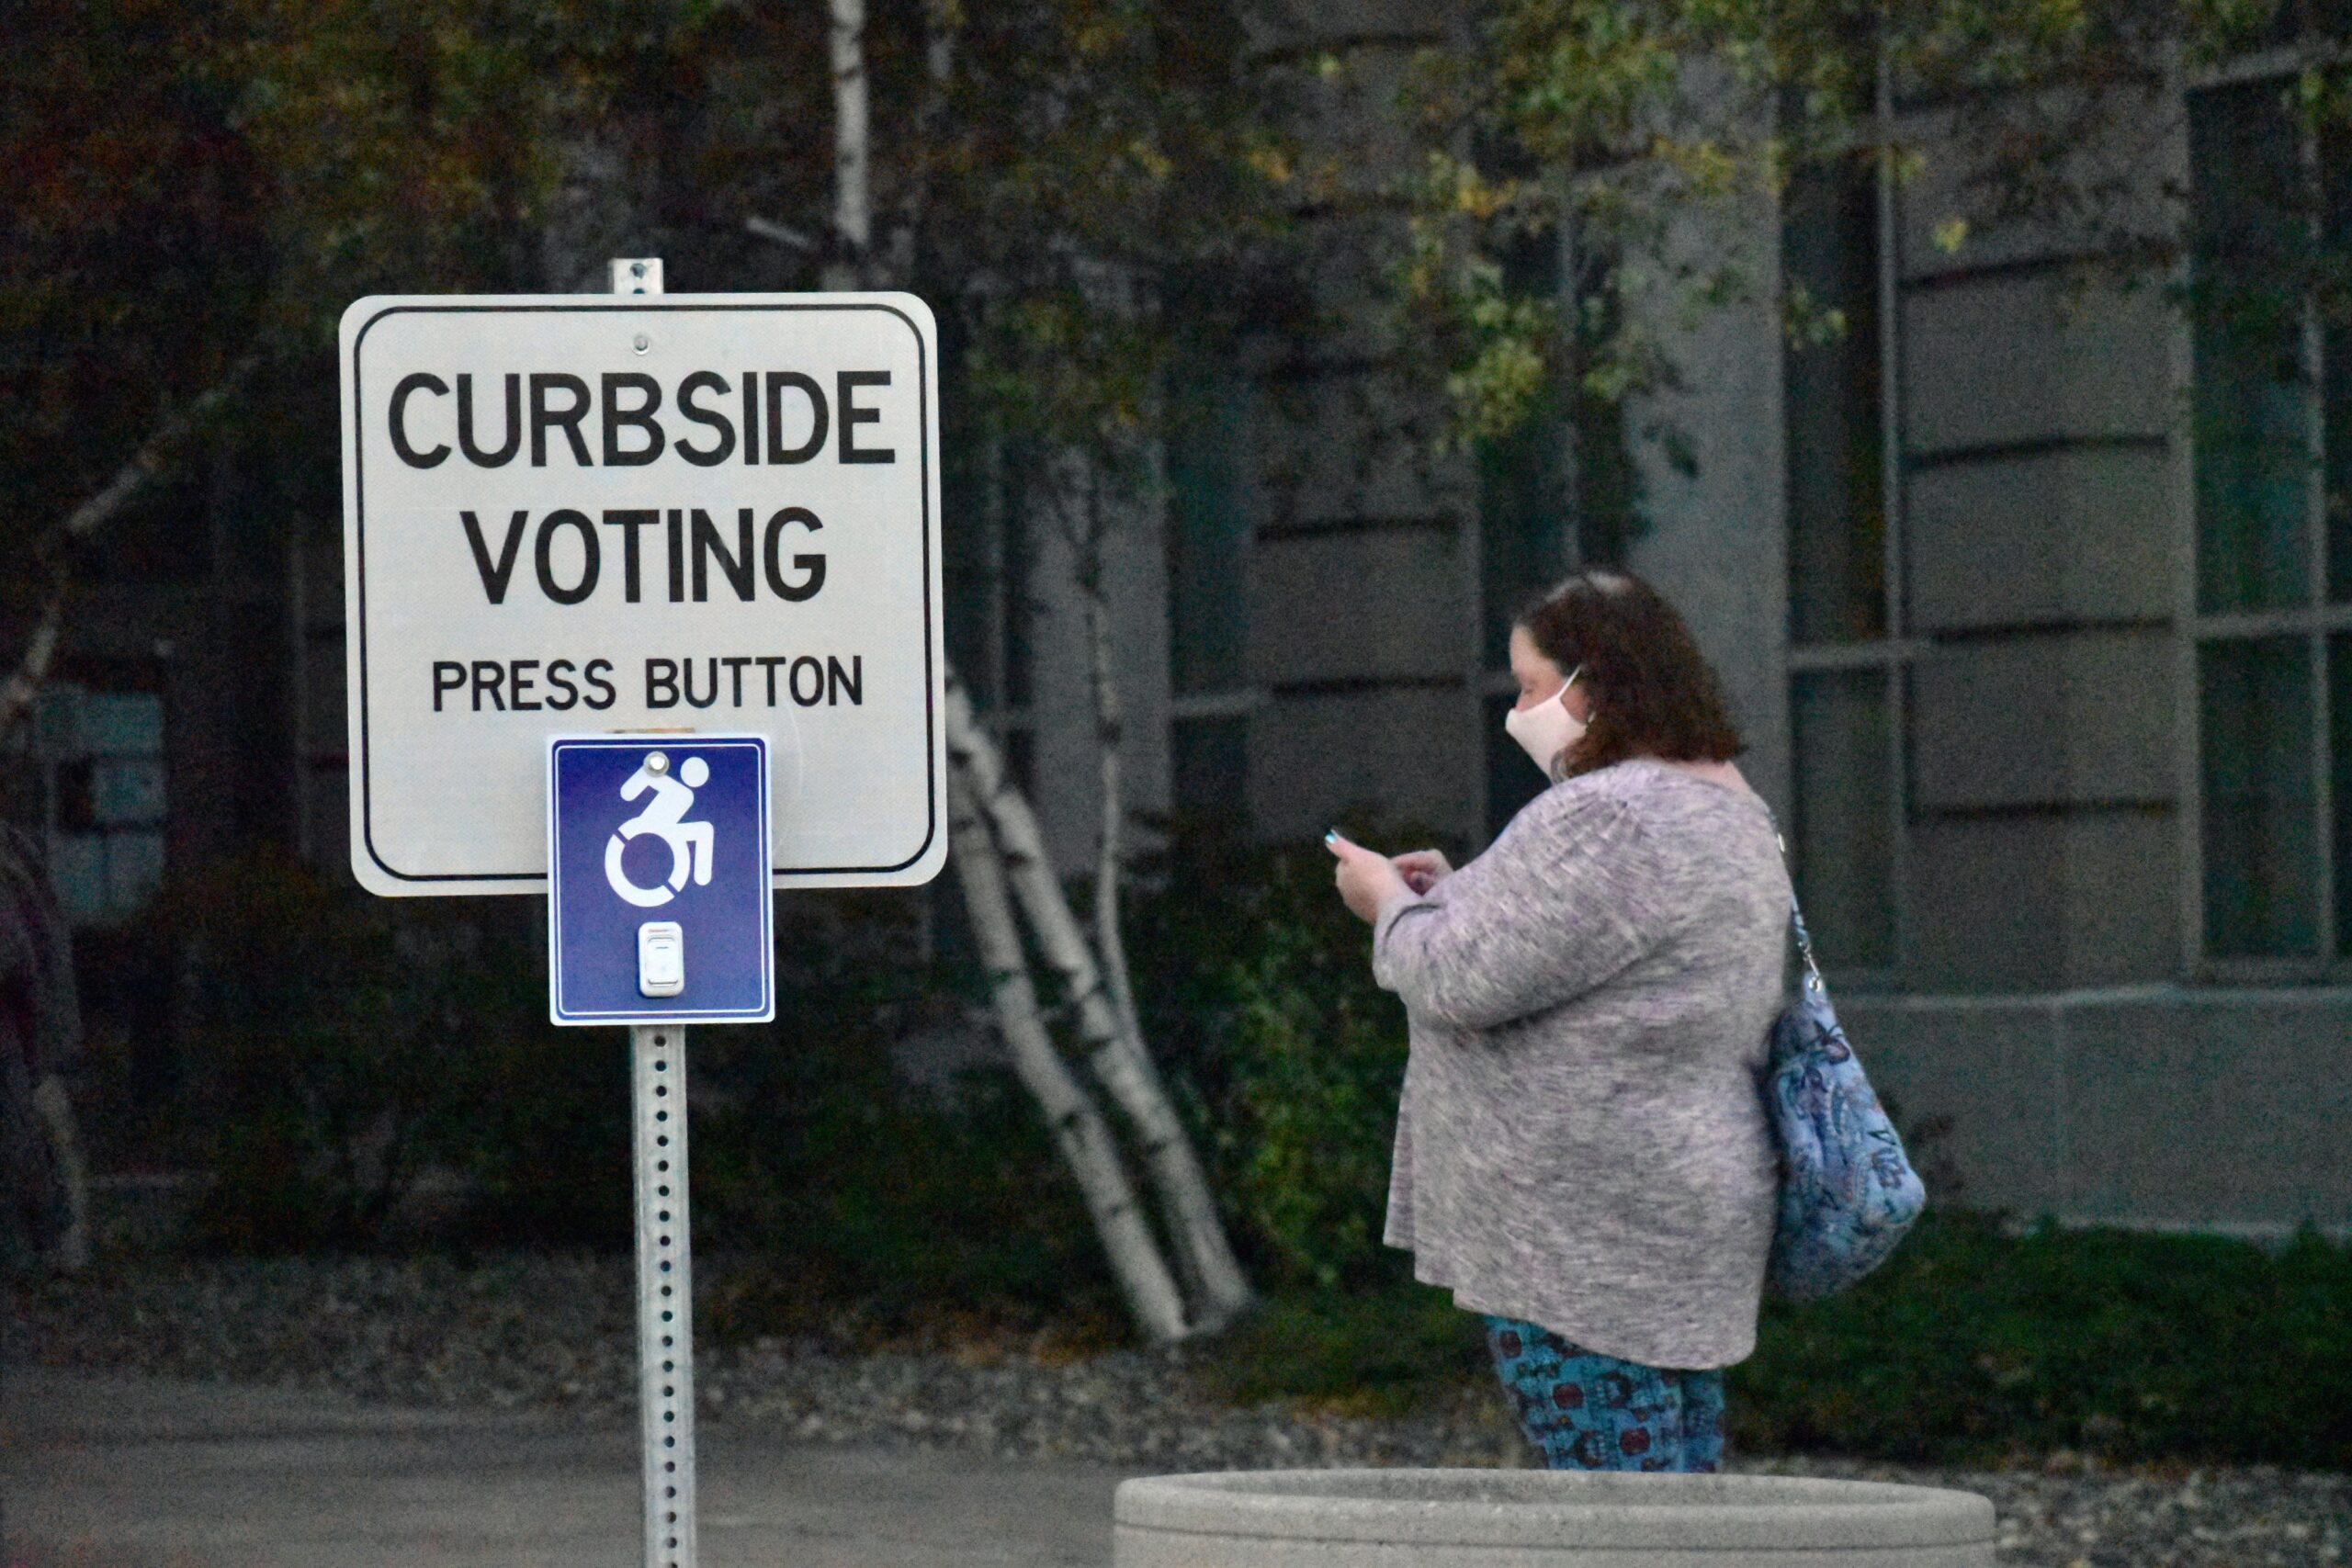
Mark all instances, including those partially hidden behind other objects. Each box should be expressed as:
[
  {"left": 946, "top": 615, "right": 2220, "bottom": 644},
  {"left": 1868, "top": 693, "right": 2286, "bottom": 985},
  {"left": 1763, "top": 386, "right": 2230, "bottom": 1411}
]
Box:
[
  {"left": 162, "top": 849, "right": 564, "bottom": 1251},
  {"left": 157, "top": 856, "right": 1106, "bottom": 1316},
  {"left": 1189, "top": 1280, "right": 1488, "bottom": 1418},
  {"left": 691, "top": 967, "right": 1122, "bottom": 1345},
  {"left": 1125, "top": 810, "right": 1455, "bottom": 1296},
  {"left": 1730, "top": 1207, "right": 2352, "bottom": 1470},
  {"left": 1188, "top": 1205, "right": 2352, "bottom": 1469}
]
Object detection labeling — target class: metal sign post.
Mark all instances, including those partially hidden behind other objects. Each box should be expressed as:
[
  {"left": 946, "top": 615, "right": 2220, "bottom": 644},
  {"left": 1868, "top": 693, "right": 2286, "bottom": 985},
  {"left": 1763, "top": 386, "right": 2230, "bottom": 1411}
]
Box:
[
  {"left": 619, "top": 254, "right": 692, "bottom": 1568},
  {"left": 550, "top": 726, "right": 772, "bottom": 1568},
  {"left": 631, "top": 1018, "right": 695, "bottom": 1568},
  {"left": 337, "top": 254, "right": 944, "bottom": 1568}
]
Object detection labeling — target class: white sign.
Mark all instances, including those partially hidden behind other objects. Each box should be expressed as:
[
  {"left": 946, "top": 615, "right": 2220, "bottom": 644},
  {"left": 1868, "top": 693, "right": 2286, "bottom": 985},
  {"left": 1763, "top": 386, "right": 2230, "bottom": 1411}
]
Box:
[{"left": 339, "top": 293, "right": 946, "bottom": 896}]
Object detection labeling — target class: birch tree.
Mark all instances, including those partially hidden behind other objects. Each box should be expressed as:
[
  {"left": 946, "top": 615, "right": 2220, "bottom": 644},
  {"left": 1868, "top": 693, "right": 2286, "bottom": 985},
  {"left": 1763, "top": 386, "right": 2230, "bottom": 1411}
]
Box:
[
  {"left": 946, "top": 768, "right": 1189, "bottom": 1341},
  {"left": 798, "top": 0, "right": 1283, "bottom": 1337},
  {"left": 0, "top": 364, "right": 256, "bottom": 749}
]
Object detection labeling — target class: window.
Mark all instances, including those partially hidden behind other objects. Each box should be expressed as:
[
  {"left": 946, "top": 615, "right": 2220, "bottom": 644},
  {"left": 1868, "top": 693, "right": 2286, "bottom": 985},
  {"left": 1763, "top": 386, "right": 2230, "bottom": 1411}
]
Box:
[
  {"left": 1784, "top": 161, "right": 1890, "bottom": 648},
  {"left": 1166, "top": 356, "right": 1256, "bottom": 828},
  {"left": 2188, "top": 75, "right": 2352, "bottom": 969},
  {"left": 1477, "top": 220, "right": 1636, "bottom": 840},
  {"left": 944, "top": 427, "right": 1041, "bottom": 796},
  {"left": 1478, "top": 353, "right": 1570, "bottom": 840},
  {"left": 1789, "top": 666, "right": 1900, "bottom": 968},
  {"left": 30, "top": 677, "right": 166, "bottom": 927},
  {"left": 1781, "top": 152, "right": 1907, "bottom": 976}
]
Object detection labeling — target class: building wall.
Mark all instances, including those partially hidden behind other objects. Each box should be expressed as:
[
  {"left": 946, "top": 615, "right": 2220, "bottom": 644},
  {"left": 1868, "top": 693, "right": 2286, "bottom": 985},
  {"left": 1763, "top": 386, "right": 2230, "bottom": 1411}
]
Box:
[
  {"left": 1238, "top": 1, "right": 1491, "bottom": 850},
  {"left": 1621, "top": 186, "right": 1795, "bottom": 820},
  {"left": 1177, "top": 38, "right": 2352, "bottom": 1238},
  {"left": 1845, "top": 986, "right": 2352, "bottom": 1240},
  {"left": 46, "top": 26, "right": 2343, "bottom": 1237},
  {"left": 1714, "top": 72, "right": 2347, "bottom": 1237}
]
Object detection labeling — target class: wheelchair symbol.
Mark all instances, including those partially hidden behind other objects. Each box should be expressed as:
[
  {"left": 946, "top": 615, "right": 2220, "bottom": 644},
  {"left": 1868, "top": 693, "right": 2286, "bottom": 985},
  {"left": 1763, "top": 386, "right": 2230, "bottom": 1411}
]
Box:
[{"left": 605, "top": 752, "right": 716, "bottom": 908}]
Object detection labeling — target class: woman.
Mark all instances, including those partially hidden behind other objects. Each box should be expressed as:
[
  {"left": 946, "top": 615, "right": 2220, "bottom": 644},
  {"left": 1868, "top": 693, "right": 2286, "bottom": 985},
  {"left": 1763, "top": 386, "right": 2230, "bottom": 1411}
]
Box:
[{"left": 1327, "top": 568, "right": 1789, "bottom": 1474}]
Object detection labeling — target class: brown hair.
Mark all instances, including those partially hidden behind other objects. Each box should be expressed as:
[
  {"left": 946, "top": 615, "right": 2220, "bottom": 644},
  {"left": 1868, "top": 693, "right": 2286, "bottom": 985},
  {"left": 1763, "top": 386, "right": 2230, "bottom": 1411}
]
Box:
[{"left": 1515, "top": 568, "right": 1744, "bottom": 780}]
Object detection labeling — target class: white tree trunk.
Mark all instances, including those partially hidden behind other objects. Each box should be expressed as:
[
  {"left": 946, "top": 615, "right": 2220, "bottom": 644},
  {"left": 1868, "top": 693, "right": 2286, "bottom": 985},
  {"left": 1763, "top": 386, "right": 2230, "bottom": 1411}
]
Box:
[
  {"left": 0, "top": 599, "right": 64, "bottom": 756},
  {"left": 826, "top": 0, "right": 871, "bottom": 291},
  {"left": 0, "top": 359, "right": 254, "bottom": 747},
  {"left": 820, "top": 0, "right": 1250, "bottom": 1335},
  {"left": 944, "top": 675, "right": 1255, "bottom": 1330},
  {"left": 30, "top": 1074, "right": 89, "bottom": 1273},
  {"left": 1074, "top": 474, "right": 1147, "bottom": 1058},
  {"left": 1063, "top": 475, "right": 1185, "bottom": 1301},
  {"left": 1035, "top": 458, "right": 1149, "bottom": 1090},
  {"left": 947, "top": 768, "right": 1190, "bottom": 1343}
]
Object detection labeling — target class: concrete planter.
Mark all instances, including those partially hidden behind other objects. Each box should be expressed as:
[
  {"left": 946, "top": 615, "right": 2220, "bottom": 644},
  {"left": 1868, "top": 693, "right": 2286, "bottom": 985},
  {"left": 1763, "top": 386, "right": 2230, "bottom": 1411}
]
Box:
[{"left": 1114, "top": 1469, "right": 1996, "bottom": 1567}]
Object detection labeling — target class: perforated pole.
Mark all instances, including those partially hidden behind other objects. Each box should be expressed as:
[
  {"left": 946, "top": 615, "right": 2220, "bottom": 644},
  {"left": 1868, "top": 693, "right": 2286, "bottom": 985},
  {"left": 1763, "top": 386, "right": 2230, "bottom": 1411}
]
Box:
[
  {"left": 610, "top": 254, "right": 695, "bottom": 1568},
  {"left": 631, "top": 1021, "right": 696, "bottom": 1568}
]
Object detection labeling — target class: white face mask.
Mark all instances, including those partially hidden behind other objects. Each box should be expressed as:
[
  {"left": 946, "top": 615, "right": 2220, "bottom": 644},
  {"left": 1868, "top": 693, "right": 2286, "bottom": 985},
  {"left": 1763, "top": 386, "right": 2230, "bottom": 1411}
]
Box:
[{"left": 1503, "top": 664, "right": 1587, "bottom": 779}]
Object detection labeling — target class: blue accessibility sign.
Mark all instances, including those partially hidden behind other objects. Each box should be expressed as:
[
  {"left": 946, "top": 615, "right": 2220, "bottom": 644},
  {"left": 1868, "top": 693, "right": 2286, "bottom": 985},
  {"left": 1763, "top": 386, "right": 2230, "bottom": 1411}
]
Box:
[{"left": 547, "top": 735, "right": 775, "bottom": 1025}]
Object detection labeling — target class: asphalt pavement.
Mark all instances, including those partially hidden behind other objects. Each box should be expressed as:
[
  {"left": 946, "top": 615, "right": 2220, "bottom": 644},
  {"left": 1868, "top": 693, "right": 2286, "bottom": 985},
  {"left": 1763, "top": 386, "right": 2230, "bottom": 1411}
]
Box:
[{"left": 2, "top": 1367, "right": 1157, "bottom": 1568}]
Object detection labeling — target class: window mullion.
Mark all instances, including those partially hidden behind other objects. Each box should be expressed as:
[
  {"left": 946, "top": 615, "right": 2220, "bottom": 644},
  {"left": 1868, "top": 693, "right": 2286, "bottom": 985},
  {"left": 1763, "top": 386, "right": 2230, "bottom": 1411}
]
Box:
[
  {"left": 2305, "top": 118, "right": 2339, "bottom": 966},
  {"left": 2171, "top": 39, "right": 2207, "bottom": 978},
  {"left": 2186, "top": 39, "right": 2352, "bottom": 94},
  {"left": 980, "top": 429, "right": 1009, "bottom": 712},
  {"left": 2197, "top": 604, "right": 2352, "bottom": 637},
  {"left": 2315, "top": 633, "right": 2337, "bottom": 964},
  {"left": 1876, "top": 48, "right": 1912, "bottom": 987}
]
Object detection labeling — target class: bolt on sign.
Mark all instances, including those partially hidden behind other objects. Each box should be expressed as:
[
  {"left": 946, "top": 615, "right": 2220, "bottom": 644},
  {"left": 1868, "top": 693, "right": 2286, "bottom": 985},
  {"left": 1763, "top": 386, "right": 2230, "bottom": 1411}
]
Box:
[{"left": 338, "top": 294, "right": 947, "bottom": 896}]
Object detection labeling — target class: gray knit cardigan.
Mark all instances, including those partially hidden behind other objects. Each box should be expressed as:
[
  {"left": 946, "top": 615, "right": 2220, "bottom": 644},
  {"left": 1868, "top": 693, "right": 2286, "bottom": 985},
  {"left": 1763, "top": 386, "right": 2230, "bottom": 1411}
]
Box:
[{"left": 1372, "top": 757, "right": 1791, "bottom": 1370}]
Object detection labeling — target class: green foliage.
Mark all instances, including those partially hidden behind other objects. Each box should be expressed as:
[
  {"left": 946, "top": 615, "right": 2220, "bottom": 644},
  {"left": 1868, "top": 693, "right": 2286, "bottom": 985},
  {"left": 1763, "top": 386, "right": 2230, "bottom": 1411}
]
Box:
[
  {"left": 1, "top": 0, "right": 267, "bottom": 596},
  {"left": 1214, "top": 918, "right": 1408, "bottom": 1292},
  {"left": 1191, "top": 1203, "right": 2352, "bottom": 1470},
  {"left": 1732, "top": 1207, "right": 2352, "bottom": 1470},
  {"left": 1398, "top": 2, "right": 2352, "bottom": 446},
  {"left": 1126, "top": 812, "right": 1456, "bottom": 1297},
  {"left": 691, "top": 967, "right": 1122, "bottom": 1344},
  {"left": 215, "top": 0, "right": 715, "bottom": 337},
  {"left": 1191, "top": 1281, "right": 1488, "bottom": 1418},
  {"left": 153, "top": 854, "right": 1114, "bottom": 1334},
  {"left": 162, "top": 848, "right": 609, "bottom": 1251},
  {"left": 0, "top": 0, "right": 713, "bottom": 573}
]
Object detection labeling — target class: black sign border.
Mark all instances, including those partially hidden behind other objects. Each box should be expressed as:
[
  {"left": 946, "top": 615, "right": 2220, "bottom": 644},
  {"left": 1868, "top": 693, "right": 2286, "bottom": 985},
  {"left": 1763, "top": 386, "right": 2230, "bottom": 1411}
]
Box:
[{"left": 349, "top": 299, "right": 940, "bottom": 886}]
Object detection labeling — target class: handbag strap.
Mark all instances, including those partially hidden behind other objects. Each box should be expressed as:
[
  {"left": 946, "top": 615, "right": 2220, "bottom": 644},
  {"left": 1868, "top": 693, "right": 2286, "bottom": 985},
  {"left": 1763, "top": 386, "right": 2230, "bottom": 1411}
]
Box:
[{"left": 1759, "top": 808, "right": 1826, "bottom": 993}]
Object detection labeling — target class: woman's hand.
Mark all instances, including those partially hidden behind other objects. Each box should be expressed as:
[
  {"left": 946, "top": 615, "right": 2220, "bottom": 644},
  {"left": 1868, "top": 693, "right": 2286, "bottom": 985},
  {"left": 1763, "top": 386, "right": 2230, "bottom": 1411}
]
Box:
[
  {"left": 1391, "top": 850, "right": 1452, "bottom": 895},
  {"left": 1327, "top": 830, "right": 1410, "bottom": 923}
]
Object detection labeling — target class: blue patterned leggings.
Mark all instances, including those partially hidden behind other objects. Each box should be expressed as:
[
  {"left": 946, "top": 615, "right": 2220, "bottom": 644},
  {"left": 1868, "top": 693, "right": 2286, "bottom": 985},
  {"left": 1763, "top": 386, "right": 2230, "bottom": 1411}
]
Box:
[{"left": 1482, "top": 1314, "right": 1726, "bottom": 1472}]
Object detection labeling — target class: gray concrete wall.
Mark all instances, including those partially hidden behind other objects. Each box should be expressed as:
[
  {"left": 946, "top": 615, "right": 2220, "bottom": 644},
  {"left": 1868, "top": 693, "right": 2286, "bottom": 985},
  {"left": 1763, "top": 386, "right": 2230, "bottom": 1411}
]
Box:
[
  {"left": 1233, "top": 7, "right": 1488, "bottom": 850},
  {"left": 1885, "top": 88, "right": 2188, "bottom": 992},
  {"left": 1623, "top": 178, "right": 1794, "bottom": 819},
  {"left": 1543, "top": 73, "right": 2348, "bottom": 1237},
  {"left": 1840, "top": 986, "right": 2352, "bottom": 1241}
]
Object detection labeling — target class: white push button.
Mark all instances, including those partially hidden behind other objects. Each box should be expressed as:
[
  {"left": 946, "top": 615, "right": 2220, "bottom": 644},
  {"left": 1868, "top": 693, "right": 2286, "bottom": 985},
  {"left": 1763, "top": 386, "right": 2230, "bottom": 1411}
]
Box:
[{"left": 638, "top": 921, "right": 684, "bottom": 997}]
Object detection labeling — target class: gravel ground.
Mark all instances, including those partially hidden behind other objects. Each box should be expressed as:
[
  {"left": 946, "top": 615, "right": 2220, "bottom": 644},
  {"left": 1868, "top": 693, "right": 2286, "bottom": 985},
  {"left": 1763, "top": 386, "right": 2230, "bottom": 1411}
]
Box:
[{"left": 6, "top": 1253, "right": 2346, "bottom": 1568}]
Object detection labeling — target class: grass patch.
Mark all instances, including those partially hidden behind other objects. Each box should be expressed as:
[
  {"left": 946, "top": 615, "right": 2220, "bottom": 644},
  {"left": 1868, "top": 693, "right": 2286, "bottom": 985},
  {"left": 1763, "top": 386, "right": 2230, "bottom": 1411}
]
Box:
[{"left": 1186, "top": 1280, "right": 1489, "bottom": 1419}]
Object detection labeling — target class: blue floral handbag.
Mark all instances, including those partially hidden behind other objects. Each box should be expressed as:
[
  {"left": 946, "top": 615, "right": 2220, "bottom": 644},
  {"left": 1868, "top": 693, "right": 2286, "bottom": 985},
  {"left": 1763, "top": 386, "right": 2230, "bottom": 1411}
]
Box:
[{"left": 1759, "top": 867, "right": 1927, "bottom": 1302}]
